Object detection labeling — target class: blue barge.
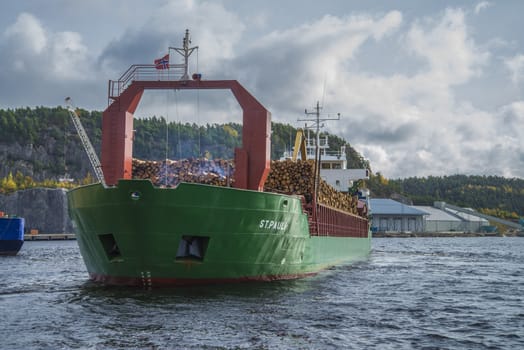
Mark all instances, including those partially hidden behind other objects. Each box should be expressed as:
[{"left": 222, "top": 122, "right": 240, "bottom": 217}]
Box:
[{"left": 0, "top": 213, "right": 25, "bottom": 256}]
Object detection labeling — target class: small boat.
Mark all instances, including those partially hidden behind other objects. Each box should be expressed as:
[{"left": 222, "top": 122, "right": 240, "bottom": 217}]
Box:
[{"left": 0, "top": 211, "right": 25, "bottom": 256}]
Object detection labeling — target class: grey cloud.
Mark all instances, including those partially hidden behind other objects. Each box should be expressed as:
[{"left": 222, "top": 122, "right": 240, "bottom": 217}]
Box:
[{"left": 2, "top": 2, "right": 524, "bottom": 180}]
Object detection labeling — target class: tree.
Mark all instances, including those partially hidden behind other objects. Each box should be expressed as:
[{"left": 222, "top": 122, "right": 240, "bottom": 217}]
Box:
[{"left": 1, "top": 172, "right": 18, "bottom": 193}]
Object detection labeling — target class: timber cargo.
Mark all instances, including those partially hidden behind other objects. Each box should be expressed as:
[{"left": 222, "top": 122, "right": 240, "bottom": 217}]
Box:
[{"left": 67, "top": 31, "right": 371, "bottom": 287}]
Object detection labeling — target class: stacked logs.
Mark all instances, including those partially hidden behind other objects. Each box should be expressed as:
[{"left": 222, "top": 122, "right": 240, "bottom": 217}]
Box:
[
  {"left": 132, "top": 157, "right": 358, "bottom": 214},
  {"left": 263, "top": 159, "right": 315, "bottom": 195},
  {"left": 132, "top": 158, "right": 234, "bottom": 187},
  {"left": 264, "top": 159, "right": 359, "bottom": 214},
  {"left": 318, "top": 180, "right": 359, "bottom": 214}
]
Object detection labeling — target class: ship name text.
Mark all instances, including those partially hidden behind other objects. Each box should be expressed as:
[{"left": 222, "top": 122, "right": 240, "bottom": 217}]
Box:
[{"left": 259, "top": 219, "right": 288, "bottom": 231}]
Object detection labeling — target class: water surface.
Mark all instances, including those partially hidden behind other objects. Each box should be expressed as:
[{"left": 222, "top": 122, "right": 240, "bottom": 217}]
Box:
[{"left": 1, "top": 237, "right": 522, "bottom": 349}]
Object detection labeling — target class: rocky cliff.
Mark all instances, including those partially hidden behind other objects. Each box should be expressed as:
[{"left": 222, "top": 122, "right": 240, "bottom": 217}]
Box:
[
  {"left": 0, "top": 188, "right": 73, "bottom": 234},
  {"left": 0, "top": 140, "right": 93, "bottom": 182}
]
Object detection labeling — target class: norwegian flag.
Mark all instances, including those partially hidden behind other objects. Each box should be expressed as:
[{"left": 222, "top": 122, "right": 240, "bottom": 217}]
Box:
[{"left": 154, "top": 54, "right": 169, "bottom": 69}]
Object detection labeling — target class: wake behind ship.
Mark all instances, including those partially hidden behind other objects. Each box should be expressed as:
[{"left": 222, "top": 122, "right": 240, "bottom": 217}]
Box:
[{"left": 67, "top": 30, "right": 371, "bottom": 287}]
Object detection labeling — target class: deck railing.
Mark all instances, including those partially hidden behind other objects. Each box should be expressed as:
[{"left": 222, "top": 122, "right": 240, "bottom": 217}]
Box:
[
  {"left": 107, "top": 64, "right": 187, "bottom": 104},
  {"left": 308, "top": 202, "right": 368, "bottom": 238}
]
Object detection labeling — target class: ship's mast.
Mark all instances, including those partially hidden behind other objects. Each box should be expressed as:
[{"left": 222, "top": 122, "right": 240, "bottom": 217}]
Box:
[
  {"left": 169, "top": 29, "right": 198, "bottom": 80},
  {"left": 298, "top": 101, "right": 340, "bottom": 202}
]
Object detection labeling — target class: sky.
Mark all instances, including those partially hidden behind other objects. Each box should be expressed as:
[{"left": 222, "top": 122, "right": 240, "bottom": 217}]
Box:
[{"left": 1, "top": 0, "right": 523, "bottom": 179}]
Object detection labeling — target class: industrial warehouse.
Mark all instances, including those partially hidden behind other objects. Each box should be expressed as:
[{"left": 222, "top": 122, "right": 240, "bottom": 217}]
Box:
[{"left": 368, "top": 199, "right": 520, "bottom": 236}]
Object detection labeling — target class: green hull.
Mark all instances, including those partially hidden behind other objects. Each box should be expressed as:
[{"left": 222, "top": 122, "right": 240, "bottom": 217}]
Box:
[{"left": 67, "top": 180, "right": 371, "bottom": 287}]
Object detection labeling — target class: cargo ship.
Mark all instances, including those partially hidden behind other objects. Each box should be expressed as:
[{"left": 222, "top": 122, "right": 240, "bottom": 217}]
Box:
[
  {"left": 67, "top": 31, "right": 371, "bottom": 287},
  {"left": 0, "top": 212, "right": 25, "bottom": 256}
]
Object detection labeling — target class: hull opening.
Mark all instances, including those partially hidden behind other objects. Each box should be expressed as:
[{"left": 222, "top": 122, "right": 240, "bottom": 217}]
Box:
[
  {"left": 176, "top": 235, "right": 210, "bottom": 261},
  {"left": 99, "top": 233, "right": 122, "bottom": 261}
]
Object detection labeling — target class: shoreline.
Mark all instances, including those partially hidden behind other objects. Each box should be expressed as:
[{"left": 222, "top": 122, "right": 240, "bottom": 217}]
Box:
[
  {"left": 22, "top": 232, "right": 523, "bottom": 241},
  {"left": 372, "top": 231, "right": 522, "bottom": 238},
  {"left": 24, "top": 233, "right": 76, "bottom": 241}
]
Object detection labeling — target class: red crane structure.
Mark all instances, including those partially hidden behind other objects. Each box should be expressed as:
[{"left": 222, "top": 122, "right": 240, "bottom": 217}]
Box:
[{"left": 101, "top": 30, "right": 271, "bottom": 191}]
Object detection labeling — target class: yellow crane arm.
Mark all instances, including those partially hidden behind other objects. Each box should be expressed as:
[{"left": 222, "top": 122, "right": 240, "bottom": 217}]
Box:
[{"left": 292, "top": 129, "right": 307, "bottom": 161}]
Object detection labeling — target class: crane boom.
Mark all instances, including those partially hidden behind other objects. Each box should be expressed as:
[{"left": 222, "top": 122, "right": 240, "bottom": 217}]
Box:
[
  {"left": 65, "top": 98, "right": 106, "bottom": 187},
  {"left": 291, "top": 129, "right": 307, "bottom": 161}
]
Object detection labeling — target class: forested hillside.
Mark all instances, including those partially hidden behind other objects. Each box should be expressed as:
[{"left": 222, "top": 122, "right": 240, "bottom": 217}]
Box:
[
  {"left": 367, "top": 173, "right": 524, "bottom": 218},
  {"left": 1, "top": 107, "right": 522, "bottom": 217},
  {"left": 0, "top": 106, "right": 368, "bottom": 181},
  {"left": 0, "top": 107, "right": 100, "bottom": 181}
]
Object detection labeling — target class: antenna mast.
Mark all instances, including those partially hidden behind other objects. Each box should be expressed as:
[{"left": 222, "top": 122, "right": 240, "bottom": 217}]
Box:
[
  {"left": 169, "top": 29, "right": 198, "bottom": 80},
  {"left": 298, "top": 101, "right": 340, "bottom": 202}
]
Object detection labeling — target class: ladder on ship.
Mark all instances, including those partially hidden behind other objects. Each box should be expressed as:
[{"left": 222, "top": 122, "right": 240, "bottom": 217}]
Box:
[{"left": 65, "top": 97, "right": 106, "bottom": 187}]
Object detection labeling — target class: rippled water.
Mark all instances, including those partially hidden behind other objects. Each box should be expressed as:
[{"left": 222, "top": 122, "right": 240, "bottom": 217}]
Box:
[{"left": 0, "top": 237, "right": 522, "bottom": 349}]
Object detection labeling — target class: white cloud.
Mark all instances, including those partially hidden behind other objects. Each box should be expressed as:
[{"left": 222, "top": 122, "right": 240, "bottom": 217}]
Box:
[
  {"left": 406, "top": 8, "right": 489, "bottom": 85},
  {"left": 504, "top": 54, "right": 524, "bottom": 84},
  {"left": 233, "top": 11, "right": 403, "bottom": 113},
  {"left": 354, "top": 144, "right": 392, "bottom": 174},
  {"left": 2, "top": 12, "right": 91, "bottom": 80},
  {"left": 50, "top": 31, "right": 90, "bottom": 79},
  {"left": 216, "top": 7, "right": 524, "bottom": 179},
  {"left": 4, "top": 12, "right": 47, "bottom": 55},
  {"left": 97, "top": 0, "right": 246, "bottom": 75},
  {"left": 312, "top": 8, "right": 520, "bottom": 178},
  {"left": 3, "top": 12, "right": 47, "bottom": 72},
  {"left": 474, "top": 1, "right": 492, "bottom": 14}
]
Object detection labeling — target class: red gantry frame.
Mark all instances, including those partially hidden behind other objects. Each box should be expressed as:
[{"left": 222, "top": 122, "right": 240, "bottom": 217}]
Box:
[{"left": 101, "top": 75, "right": 271, "bottom": 191}]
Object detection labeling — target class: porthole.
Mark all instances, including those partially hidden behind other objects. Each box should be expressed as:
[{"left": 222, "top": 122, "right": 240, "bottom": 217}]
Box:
[{"left": 130, "top": 191, "right": 141, "bottom": 201}]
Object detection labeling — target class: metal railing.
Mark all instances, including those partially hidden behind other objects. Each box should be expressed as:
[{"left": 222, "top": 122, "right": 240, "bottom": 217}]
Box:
[
  {"left": 308, "top": 203, "right": 368, "bottom": 237},
  {"left": 108, "top": 64, "right": 187, "bottom": 103}
]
